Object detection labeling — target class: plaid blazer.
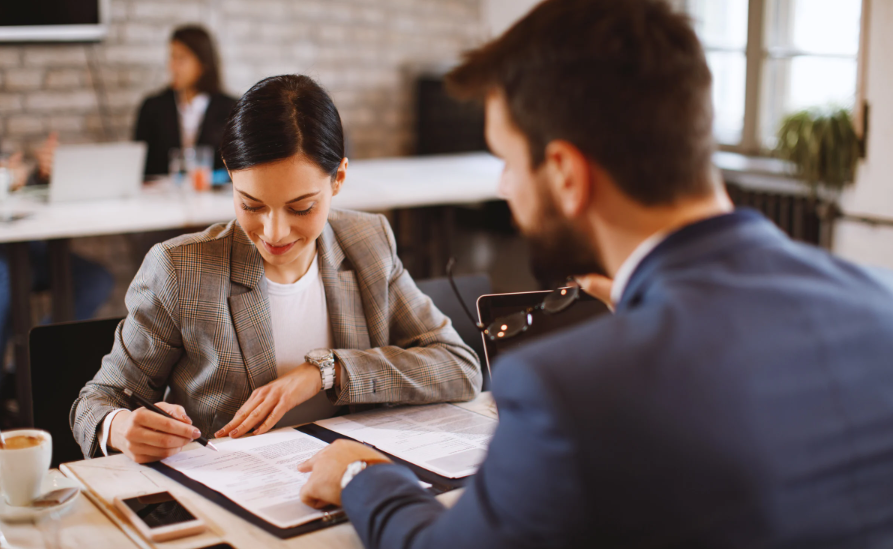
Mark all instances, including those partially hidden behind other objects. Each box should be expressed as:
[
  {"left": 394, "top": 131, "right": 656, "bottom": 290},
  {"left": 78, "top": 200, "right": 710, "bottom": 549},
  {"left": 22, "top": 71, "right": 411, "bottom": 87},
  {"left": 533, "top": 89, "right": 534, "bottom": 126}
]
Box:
[{"left": 71, "top": 209, "right": 482, "bottom": 458}]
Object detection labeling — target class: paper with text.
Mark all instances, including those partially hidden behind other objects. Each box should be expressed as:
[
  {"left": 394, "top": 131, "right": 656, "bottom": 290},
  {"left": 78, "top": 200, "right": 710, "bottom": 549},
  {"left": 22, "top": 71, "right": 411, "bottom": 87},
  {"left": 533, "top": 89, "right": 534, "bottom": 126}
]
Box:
[
  {"left": 315, "top": 403, "right": 497, "bottom": 479},
  {"left": 162, "top": 429, "right": 329, "bottom": 529}
]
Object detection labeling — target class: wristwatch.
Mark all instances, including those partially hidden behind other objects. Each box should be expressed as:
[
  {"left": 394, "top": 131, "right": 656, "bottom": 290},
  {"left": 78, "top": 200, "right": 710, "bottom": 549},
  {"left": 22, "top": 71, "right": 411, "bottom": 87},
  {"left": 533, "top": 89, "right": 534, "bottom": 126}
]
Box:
[
  {"left": 341, "top": 460, "right": 368, "bottom": 489},
  {"left": 305, "top": 348, "right": 336, "bottom": 391}
]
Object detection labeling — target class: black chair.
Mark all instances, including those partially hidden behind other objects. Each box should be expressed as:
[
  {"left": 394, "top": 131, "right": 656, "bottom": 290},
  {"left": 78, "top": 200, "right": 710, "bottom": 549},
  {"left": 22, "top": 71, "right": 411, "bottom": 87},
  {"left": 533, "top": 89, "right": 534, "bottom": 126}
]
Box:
[
  {"left": 416, "top": 274, "right": 493, "bottom": 390},
  {"left": 29, "top": 317, "right": 123, "bottom": 467}
]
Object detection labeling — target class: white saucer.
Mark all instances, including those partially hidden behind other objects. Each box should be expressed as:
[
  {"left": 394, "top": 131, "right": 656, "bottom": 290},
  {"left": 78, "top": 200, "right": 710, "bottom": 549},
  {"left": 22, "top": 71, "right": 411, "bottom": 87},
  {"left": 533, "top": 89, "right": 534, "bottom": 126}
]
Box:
[{"left": 0, "top": 473, "right": 80, "bottom": 522}]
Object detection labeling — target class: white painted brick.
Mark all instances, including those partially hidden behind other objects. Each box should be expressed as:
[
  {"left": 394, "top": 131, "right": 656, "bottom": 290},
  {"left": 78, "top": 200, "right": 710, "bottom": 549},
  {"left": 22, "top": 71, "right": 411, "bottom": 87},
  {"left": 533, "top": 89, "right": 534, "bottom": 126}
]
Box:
[
  {"left": 131, "top": 2, "right": 203, "bottom": 22},
  {"left": 45, "top": 69, "right": 87, "bottom": 89},
  {"left": 23, "top": 47, "right": 88, "bottom": 67},
  {"left": 48, "top": 115, "right": 86, "bottom": 133},
  {"left": 0, "top": 48, "right": 21, "bottom": 68},
  {"left": 0, "top": 94, "right": 23, "bottom": 114},
  {"left": 4, "top": 69, "right": 44, "bottom": 91},
  {"left": 7, "top": 116, "right": 46, "bottom": 136},
  {"left": 105, "top": 89, "right": 144, "bottom": 110},
  {"left": 102, "top": 45, "right": 166, "bottom": 65},
  {"left": 25, "top": 91, "right": 98, "bottom": 112},
  {"left": 121, "top": 23, "right": 171, "bottom": 44}
]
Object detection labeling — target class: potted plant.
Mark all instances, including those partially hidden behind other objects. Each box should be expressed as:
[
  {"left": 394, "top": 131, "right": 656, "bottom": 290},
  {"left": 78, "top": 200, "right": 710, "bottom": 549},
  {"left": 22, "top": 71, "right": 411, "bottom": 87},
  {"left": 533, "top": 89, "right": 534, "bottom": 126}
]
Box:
[{"left": 774, "top": 107, "right": 861, "bottom": 247}]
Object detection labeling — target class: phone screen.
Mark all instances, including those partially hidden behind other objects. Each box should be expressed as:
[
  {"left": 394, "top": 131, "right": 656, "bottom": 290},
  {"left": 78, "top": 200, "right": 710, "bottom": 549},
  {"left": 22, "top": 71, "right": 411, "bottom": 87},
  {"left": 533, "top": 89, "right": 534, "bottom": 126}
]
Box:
[
  {"left": 198, "top": 545, "right": 236, "bottom": 549},
  {"left": 122, "top": 491, "right": 197, "bottom": 529}
]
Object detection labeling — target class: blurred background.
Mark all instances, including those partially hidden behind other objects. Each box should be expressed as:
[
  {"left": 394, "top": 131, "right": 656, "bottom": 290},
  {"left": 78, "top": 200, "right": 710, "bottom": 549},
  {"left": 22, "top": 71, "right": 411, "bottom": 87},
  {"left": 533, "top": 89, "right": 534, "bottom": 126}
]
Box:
[{"left": 0, "top": 0, "right": 891, "bottom": 424}]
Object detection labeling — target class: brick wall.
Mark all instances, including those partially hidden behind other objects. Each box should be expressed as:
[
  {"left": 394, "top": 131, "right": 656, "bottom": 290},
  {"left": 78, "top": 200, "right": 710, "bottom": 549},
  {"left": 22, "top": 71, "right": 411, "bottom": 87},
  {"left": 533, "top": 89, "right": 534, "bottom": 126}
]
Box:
[{"left": 0, "top": 0, "right": 484, "bottom": 159}]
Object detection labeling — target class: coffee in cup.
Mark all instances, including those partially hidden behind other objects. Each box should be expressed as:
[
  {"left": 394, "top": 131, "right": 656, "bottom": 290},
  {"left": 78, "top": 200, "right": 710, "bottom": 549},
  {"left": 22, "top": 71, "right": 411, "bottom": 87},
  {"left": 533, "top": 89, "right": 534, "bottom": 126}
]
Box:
[{"left": 0, "top": 429, "right": 52, "bottom": 506}]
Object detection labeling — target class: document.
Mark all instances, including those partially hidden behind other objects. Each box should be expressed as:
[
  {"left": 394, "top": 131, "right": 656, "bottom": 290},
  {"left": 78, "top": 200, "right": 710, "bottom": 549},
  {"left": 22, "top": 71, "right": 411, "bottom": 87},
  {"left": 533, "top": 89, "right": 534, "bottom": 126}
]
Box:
[
  {"left": 315, "top": 403, "right": 497, "bottom": 479},
  {"left": 162, "top": 429, "right": 330, "bottom": 529}
]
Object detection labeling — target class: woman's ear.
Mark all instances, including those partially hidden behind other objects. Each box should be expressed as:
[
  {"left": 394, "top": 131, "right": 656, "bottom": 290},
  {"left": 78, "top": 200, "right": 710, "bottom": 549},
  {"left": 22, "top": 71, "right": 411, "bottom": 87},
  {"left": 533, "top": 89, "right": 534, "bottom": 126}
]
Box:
[{"left": 331, "top": 157, "right": 349, "bottom": 196}]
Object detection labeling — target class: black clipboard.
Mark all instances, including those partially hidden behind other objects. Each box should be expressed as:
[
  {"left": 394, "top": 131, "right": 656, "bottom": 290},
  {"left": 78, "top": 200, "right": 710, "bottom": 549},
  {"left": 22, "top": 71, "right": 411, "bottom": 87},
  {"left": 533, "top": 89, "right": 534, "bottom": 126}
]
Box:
[{"left": 147, "top": 426, "right": 468, "bottom": 539}]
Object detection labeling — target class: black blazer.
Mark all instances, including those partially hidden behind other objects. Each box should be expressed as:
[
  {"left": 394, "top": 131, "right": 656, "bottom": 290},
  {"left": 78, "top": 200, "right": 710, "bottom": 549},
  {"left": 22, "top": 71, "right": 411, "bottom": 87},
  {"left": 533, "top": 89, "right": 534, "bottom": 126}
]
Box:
[{"left": 133, "top": 88, "right": 237, "bottom": 176}]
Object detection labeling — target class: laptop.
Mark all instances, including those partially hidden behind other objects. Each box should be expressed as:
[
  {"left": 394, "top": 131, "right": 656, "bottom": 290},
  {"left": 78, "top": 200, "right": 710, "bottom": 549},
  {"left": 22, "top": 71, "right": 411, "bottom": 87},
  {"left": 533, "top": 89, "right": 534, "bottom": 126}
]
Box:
[
  {"left": 49, "top": 142, "right": 147, "bottom": 203},
  {"left": 476, "top": 290, "right": 609, "bottom": 378}
]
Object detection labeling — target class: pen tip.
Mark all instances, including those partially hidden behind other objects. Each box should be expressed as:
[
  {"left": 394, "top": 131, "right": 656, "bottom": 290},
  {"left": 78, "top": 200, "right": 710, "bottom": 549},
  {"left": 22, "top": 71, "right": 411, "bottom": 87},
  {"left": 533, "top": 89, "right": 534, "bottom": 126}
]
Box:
[{"left": 207, "top": 441, "right": 219, "bottom": 452}]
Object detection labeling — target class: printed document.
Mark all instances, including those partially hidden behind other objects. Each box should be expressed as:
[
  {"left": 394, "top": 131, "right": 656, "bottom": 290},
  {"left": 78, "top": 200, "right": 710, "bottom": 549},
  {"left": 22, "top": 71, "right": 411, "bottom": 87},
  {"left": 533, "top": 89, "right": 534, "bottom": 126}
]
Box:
[
  {"left": 315, "top": 403, "right": 497, "bottom": 478},
  {"left": 162, "top": 428, "right": 330, "bottom": 529}
]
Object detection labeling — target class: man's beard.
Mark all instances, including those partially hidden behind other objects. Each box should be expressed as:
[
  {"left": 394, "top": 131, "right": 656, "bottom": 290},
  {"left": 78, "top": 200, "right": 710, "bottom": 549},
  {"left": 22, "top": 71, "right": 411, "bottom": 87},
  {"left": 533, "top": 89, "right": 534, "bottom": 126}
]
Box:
[{"left": 520, "top": 191, "right": 605, "bottom": 285}]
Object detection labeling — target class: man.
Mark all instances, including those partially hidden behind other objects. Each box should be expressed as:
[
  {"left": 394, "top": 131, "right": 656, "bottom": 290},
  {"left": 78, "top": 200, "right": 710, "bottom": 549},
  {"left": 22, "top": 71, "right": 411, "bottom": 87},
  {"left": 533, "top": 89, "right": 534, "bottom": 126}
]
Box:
[{"left": 298, "top": 0, "right": 893, "bottom": 546}]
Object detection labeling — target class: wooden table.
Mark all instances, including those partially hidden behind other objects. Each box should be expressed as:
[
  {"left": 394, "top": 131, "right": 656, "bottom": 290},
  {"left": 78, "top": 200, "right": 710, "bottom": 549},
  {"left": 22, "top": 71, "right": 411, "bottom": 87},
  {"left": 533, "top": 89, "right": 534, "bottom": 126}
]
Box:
[
  {"left": 1, "top": 153, "right": 503, "bottom": 426},
  {"left": 25, "top": 395, "right": 497, "bottom": 549}
]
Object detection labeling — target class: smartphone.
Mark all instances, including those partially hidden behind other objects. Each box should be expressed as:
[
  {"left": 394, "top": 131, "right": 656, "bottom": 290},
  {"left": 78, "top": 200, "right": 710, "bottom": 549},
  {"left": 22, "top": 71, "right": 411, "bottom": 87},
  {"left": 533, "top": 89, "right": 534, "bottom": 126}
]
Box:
[
  {"left": 114, "top": 491, "right": 206, "bottom": 542},
  {"left": 198, "top": 545, "right": 236, "bottom": 549}
]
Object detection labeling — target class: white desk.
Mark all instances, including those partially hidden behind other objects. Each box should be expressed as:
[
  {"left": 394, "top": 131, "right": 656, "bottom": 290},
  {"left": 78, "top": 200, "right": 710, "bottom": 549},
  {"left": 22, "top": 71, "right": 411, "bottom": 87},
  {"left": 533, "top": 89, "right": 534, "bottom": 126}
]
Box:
[
  {"left": 5, "top": 153, "right": 503, "bottom": 427},
  {"left": 43, "top": 394, "right": 496, "bottom": 549}
]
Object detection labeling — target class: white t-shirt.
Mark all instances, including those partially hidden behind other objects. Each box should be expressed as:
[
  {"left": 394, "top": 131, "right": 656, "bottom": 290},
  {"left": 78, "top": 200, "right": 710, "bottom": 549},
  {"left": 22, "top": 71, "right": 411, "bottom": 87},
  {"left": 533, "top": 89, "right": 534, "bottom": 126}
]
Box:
[
  {"left": 176, "top": 92, "right": 210, "bottom": 148},
  {"left": 265, "top": 252, "right": 338, "bottom": 428},
  {"left": 99, "top": 252, "right": 337, "bottom": 455}
]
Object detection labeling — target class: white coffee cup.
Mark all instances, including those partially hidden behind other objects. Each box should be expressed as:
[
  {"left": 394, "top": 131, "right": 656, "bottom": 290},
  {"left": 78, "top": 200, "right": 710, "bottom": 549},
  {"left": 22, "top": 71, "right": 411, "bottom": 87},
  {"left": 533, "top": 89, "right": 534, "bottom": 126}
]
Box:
[{"left": 0, "top": 429, "right": 52, "bottom": 506}]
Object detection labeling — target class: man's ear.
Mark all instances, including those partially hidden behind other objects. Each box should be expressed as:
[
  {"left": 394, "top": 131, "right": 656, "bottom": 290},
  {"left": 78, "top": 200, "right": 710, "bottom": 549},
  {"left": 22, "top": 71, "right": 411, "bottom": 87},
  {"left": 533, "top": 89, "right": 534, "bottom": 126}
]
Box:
[
  {"left": 331, "top": 157, "right": 349, "bottom": 196},
  {"left": 543, "top": 140, "right": 592, "bottom": 218}
]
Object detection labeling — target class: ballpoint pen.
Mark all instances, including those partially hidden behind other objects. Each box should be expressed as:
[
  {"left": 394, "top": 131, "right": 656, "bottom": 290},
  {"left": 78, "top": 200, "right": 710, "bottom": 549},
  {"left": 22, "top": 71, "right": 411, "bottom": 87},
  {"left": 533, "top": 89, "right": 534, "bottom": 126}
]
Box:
[{"left": 123, "top": 389, "right": 218, "bottom": 451}]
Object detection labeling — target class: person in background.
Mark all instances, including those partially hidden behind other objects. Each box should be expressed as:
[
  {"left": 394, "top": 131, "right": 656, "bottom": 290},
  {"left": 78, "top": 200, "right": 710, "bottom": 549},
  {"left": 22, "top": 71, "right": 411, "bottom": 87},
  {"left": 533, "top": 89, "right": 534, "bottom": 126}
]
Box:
[
  {"left": 296, "top": 0, "right": 893, "bottom": 547},
  {"left": 135, "top": 25, "right": 237, "bottom": 176},
  {"left": 71, "top": 74, "right": 482, "bottom": 463},
  {"left": 0, "top": 139, "right": 114, "bottom": 411}
]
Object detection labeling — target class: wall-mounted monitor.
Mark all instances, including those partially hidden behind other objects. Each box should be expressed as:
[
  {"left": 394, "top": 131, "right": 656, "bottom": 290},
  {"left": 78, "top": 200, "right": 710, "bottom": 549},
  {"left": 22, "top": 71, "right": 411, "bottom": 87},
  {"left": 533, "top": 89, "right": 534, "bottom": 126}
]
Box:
[{"left": 0, "top": 0, "right": 110, "bottom": 42}]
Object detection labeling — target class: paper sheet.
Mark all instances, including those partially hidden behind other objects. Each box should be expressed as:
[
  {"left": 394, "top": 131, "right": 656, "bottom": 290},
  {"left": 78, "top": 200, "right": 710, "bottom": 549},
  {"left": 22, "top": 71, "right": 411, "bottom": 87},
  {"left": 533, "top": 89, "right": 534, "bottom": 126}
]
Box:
[
  {"left": 315, "top": 403, "right": 497, "bottom": 479},
  {"left": 162, "top": 429, "right": 329, "bottom": 529}
]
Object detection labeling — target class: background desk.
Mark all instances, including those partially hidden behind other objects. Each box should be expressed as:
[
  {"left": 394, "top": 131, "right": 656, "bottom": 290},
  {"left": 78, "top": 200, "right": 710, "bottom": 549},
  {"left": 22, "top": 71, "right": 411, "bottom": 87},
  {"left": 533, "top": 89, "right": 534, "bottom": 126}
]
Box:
[
  {"left": 48, "top": 394, "right": 496, "bottom": 549},
  {"left": 0, "top": 153, "right": 503, "bottom": 426}
]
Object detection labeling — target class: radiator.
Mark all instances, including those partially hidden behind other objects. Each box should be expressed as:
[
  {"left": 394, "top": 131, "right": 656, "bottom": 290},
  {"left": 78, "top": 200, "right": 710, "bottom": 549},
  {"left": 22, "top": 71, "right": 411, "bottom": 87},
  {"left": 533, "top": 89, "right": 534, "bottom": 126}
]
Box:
[{"left": 725, "top": 182, "right": 825, "bottom": 246}]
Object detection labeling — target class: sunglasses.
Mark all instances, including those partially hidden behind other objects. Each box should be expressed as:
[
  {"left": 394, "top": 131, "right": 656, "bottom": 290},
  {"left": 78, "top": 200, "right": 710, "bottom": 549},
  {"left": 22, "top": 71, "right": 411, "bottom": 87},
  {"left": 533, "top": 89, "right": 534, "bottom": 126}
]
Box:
[{"left": 446, "top": 258, "right": 582, "bottom": 341}]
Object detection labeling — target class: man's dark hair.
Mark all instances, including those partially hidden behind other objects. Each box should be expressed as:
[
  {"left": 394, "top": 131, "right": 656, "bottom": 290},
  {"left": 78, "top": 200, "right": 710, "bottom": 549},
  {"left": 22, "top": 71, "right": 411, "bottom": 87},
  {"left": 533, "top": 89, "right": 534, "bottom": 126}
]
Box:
[
  {"left": 446, "top": 0, "right": 715, "bottom": 205},
  {"left": 171, "top": 25, "right": 222, "bottom": 95},
  {"left": 220, "top": 75, "right": 345, "bottom": 176}
]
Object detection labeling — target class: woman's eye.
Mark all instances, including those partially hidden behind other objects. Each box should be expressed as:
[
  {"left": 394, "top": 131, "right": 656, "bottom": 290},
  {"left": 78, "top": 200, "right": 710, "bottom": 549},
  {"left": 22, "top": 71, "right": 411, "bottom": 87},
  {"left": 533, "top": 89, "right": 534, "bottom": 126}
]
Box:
[
  {"left": 240, "top": 203, "right": 262, "bottom": 212},
  {"left": 290, "top": 204, "right": 316, "bottom": 216}
]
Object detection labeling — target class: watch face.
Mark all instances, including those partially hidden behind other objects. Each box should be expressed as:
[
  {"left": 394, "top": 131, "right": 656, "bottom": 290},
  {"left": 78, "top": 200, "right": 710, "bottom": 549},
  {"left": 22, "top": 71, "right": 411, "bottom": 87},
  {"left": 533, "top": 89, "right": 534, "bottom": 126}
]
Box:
[{"left": 307, "top": 349, "right": 332, "bottom": 362}]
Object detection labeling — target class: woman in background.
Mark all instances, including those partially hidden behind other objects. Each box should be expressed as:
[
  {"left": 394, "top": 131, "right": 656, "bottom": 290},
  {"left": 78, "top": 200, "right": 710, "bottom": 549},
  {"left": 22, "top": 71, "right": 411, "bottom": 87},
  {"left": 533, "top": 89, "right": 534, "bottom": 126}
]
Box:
[{"left": 135, "top": 25, "right": 237, "bottom": 176}]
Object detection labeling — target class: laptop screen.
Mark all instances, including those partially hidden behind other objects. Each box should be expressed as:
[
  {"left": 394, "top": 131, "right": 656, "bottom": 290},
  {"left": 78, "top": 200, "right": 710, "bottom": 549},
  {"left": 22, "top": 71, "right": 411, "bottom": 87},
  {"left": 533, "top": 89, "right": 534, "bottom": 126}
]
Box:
[{"left": 476, "top": 290, "right": 609, "bottom": 376}]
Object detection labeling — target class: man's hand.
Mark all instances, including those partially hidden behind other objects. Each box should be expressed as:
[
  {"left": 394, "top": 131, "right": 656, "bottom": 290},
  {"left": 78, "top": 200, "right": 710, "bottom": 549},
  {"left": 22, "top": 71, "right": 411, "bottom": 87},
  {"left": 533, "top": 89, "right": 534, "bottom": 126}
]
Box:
[
  {"left": 297, "top": 440, "right": 391, "bottom": 508},
  {"left": 215, "top": 363, "right": 322, "bottom": 439},
  {"left": 574, "top": 273, "right": 614, "bottom": 307},
  {"left": 109, "top": 402, "right": 200, "bottom": 464}
]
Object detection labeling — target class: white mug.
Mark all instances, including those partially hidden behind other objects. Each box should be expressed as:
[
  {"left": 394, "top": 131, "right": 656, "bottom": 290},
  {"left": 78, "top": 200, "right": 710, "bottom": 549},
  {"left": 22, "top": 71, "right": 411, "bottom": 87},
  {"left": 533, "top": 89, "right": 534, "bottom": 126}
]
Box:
[{"left": 0, "top": 429, "right": 52, "bottom": 506}]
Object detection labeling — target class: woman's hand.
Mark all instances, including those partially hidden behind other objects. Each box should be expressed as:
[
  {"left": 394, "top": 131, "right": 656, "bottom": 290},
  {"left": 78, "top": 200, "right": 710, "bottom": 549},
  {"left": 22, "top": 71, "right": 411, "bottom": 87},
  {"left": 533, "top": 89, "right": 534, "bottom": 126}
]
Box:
[
  {"left": 109, "top": 402, "right": 200, "bottom": 464},
  {"left": 216, "top": 363, "right": 322, "bottom": 439},
  {"left": 35, "top": 132, "right": 58, "bottom": 180}
]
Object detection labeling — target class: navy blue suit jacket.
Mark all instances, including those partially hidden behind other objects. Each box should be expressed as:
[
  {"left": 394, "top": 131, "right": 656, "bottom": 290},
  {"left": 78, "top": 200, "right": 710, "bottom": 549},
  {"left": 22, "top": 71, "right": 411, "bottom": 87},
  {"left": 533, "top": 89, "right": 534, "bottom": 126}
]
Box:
[{"left": 342, "top": 210, "right": 893, "bottom": 548}]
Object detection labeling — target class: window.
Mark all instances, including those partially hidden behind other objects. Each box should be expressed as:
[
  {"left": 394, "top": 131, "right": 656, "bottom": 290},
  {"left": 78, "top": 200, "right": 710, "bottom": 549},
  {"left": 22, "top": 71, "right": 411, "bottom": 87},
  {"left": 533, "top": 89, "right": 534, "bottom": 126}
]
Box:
[{"left": 686, "top": 0, "right": 864, "bottom": 153}]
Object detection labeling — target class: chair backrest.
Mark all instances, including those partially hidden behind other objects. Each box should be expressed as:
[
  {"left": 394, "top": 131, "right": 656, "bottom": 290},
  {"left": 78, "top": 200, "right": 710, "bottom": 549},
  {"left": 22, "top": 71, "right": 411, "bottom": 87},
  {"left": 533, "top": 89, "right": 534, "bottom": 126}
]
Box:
[
  {"left": 416, "top": 274, "right": 493, "bottom": 390},
  {"left": 29, "top": 317, "right": 123, "bottom": 467}
]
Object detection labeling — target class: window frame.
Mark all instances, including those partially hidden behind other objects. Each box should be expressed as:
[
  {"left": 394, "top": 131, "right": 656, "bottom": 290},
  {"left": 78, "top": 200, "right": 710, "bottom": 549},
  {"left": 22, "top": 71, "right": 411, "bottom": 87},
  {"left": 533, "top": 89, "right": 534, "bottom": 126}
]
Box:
[{"left": 685, "top": 0, "right": 869, "bottom": 157}]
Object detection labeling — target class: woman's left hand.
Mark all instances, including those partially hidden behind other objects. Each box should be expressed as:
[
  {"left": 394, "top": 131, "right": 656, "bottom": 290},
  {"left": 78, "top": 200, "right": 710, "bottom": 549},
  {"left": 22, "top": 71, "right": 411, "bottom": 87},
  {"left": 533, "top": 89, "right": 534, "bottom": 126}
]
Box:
[{"left": 215, "top": 363, "right": 322, "bottom": 439}]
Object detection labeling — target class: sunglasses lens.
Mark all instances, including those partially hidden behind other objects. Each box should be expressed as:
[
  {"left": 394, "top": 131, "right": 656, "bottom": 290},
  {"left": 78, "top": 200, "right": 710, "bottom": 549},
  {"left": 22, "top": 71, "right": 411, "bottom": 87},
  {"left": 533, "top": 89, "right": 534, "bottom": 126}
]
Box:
[
  {"left": 543, "top": 286, "right": 579, "bottom": 313},
  {"left": 487, "top": 313, "right": 530, "bottom": 340}
]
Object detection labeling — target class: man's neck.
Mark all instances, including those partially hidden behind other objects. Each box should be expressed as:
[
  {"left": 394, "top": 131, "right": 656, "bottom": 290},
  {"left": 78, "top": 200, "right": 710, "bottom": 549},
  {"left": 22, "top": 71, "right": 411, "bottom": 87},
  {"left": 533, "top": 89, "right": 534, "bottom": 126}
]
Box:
[{"left": 593, "top": 188, "right": 734, "bottom": 279}]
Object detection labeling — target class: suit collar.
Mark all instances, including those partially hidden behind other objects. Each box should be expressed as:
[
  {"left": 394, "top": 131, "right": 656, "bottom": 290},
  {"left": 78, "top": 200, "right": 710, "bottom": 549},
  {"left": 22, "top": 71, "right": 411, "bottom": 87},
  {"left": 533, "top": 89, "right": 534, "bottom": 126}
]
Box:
[
  {"left": 318, "top": 219, "right": 347, "bottom": 270},
  {"left": 230, "top": 222, "right": 265, "bottom": 289},
  {"left": 616, "top": 209, "right": 781, "bottom": 312}
]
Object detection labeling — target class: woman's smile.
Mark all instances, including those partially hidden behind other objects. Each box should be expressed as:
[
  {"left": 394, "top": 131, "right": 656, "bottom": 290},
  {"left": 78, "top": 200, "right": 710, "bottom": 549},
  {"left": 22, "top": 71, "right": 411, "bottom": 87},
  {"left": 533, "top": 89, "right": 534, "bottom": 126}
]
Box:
[{"left": 260, "top": 238, "right": 297, "bottom": 256}]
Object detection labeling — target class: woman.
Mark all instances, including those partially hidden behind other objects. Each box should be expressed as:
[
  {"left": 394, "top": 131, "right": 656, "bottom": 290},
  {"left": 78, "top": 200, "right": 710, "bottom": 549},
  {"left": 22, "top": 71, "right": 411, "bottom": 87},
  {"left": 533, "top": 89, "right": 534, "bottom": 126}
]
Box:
[
  {"left": 71, "top": 75, "right": 482, "bottom": 462},
  {"left": 135, "top": 25, "right": 237, "bottom": 176}
]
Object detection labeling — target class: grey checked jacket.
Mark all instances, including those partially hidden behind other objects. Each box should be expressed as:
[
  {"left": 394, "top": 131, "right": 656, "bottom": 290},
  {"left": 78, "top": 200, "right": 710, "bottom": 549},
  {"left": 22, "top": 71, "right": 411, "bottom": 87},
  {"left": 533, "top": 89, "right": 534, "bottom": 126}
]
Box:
[{"left": 71, "top": 209, "right": 482, "bottom": 458}]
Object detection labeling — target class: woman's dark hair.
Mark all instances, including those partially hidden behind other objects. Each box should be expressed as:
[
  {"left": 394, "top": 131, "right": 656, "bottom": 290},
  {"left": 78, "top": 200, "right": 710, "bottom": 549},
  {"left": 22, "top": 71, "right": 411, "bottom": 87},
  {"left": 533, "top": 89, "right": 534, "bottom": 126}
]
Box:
[
  {"left": 171, "top": 25, "right": 222, "bottom": 95},
  {"left": 220, "top": 75, "right": 345, "bottom": 177}
]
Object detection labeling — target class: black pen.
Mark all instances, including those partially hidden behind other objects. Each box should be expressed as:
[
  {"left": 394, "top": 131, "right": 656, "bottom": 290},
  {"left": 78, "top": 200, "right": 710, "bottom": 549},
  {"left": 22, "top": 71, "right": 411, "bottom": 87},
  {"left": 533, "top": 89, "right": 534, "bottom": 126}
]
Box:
[{"left": 123, "top": 389, "right": 218, "bottom": 451}]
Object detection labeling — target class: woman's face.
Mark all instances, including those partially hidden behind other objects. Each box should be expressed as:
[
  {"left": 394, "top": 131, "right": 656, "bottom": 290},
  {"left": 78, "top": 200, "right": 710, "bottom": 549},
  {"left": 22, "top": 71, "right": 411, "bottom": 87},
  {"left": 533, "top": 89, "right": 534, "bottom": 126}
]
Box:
[
  {"left": 169, "top": 40, "right": 203, "bottom": 93},
  {"left": 231, "top": 155, "right": 347, "bottom": 271}
]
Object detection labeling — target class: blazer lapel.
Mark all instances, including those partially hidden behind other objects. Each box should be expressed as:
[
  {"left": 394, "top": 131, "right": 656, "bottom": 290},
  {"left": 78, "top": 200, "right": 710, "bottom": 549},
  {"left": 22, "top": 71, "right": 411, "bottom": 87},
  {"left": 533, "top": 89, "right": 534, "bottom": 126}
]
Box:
[
  {"left": 228, "top": 223, "right": 277, "bottom": 391},
  {"left": 318, "top": 221, "right": 372, "bottom": 350}
]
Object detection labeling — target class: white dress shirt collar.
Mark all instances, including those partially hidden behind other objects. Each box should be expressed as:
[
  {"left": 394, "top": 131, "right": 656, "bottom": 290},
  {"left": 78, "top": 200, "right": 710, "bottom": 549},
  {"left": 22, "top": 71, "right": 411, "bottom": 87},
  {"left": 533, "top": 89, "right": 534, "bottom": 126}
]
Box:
[{"left": 609, "top": 230, "right": 670, "bottom": 306}]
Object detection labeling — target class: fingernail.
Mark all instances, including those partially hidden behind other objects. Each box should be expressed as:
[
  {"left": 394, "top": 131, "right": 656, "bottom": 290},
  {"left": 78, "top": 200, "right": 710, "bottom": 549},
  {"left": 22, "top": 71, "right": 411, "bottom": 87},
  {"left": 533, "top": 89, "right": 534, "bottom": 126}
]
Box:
[{"left": 192, "top": 429, "right": 201, "bottom": 439}]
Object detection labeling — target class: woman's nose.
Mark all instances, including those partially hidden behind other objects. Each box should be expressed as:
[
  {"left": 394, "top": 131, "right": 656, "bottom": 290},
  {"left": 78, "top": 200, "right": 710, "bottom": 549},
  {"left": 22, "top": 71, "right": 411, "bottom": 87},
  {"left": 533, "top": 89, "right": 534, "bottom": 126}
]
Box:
[{"left": 263, "top": 212, "right": 290, "bottom": 244}]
